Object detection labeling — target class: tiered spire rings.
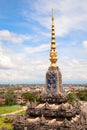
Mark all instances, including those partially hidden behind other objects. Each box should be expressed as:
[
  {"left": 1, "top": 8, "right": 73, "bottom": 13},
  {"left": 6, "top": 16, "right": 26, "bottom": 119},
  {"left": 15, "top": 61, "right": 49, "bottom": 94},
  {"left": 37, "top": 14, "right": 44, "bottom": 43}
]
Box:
[{"left": 50, "top": 8, "right": 57, "bottom": 67}]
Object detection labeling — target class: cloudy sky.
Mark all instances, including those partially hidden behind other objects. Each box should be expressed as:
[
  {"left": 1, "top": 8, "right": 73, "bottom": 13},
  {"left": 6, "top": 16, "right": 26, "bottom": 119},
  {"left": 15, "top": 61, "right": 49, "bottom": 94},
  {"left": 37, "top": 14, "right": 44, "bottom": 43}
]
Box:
[{"left": 0, "top": 0, "right": 87, "bottom": 84}]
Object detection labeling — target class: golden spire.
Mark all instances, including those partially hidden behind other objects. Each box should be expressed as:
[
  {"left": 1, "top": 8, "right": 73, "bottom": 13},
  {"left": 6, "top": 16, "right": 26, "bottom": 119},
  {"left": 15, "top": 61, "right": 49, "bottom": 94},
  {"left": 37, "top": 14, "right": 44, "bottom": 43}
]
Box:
[{"left": 50, "top": 8, "right": 57, "bottom": 67}]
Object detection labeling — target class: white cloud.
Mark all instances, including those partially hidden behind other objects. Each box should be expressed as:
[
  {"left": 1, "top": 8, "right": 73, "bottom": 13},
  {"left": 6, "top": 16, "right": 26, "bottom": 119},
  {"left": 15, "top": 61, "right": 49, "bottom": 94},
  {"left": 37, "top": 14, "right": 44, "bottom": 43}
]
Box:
[
  {"left": 59, "top": 58, "right": 87, "bottom": 83},
  {"left": 0, "top": 45, "right": 14, "bottom": 69},
  {"left": 83, "top": 40, "right": 87, "bottom": 54},
  {"left": 23, "top": 0, "right": 87, "bottom": 36},
  {"left": 0, "top": 0, "right": 87, "bottom": 83},
  {"left": 24, "top": 44, "right": 50, "bottom": 54},
  {"left": 0, "top": 54, "right": 13, "bottom": 69},
  {"left": 83, "top": 41, "right": 87, "bottom": 49},
  {"left": 0, "top": 30, "right": 31, "bottom": 44},
  {"left": 0, "top": 42, "right": 50, "bottom": 83},
  {"left": 0, "top": 42, "right": 87, "bottom": 83}
]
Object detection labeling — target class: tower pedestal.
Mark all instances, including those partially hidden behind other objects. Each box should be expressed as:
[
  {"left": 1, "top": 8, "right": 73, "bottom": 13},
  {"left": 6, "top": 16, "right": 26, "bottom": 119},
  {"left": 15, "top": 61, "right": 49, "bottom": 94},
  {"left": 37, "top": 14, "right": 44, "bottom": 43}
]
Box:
[{"left": 46, "top": 66, "right": 63, "bottom": 94}]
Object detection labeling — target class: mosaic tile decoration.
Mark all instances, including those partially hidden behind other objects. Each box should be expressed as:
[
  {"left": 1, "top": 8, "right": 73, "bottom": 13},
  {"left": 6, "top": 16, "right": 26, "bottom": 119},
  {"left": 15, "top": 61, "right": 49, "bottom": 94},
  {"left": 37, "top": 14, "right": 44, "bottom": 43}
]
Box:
[{"left": 46, "top": 71, "right": 57, "bottom": 94}]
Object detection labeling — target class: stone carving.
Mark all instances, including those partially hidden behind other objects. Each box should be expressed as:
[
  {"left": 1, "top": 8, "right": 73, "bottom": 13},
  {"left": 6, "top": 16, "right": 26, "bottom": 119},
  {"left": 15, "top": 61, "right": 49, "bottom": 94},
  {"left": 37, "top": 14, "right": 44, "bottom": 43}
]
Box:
[{"left": 13, "top": 93, "right": 87, "bottom": 130}]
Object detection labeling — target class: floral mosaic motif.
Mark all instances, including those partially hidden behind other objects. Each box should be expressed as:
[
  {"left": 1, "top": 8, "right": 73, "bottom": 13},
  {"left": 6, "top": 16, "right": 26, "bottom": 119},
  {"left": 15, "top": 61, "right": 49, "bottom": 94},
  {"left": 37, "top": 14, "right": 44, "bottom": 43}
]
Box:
[{"left": 47, "top": 71, "right": 57, "bottom": 94}]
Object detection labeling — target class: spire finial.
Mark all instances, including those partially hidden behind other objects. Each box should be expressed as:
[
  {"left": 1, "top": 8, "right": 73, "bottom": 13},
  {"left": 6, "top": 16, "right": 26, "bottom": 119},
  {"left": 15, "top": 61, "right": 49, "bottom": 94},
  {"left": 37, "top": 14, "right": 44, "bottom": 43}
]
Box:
[
  {"left": 49, "top": 9, "right": 57, "bottom": 67},
  {"left": 52, "top": 8, "right": 54, "bottom": 25}
]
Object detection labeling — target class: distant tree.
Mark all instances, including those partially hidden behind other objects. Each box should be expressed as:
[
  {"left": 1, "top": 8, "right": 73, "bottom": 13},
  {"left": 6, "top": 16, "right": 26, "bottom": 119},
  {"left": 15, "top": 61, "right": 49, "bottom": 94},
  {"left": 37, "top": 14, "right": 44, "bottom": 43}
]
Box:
[
  {"left": 22, "top": 92, "right": 39, "bottom": 102},
  {"left": 76, "top": 90, "right": 87, "bottom": 101},
  {"left": 5, "top": 92, "right": 16, "bottom": 106},
  {"left": 67, "top": 92, "right": 78, "bottom": 102},
  {"left": 0, "top": 92, "right": 4, "bottom": 95}
]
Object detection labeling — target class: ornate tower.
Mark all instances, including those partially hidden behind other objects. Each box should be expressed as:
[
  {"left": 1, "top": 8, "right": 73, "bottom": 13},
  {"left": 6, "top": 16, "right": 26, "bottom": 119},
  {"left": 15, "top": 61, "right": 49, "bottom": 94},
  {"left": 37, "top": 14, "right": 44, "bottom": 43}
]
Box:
[
  {"left": 13, "top": 9, "right": 87, "bottom": 130},
  {"left": 46, "top": 9, "right": 63, "bottom": 94}
]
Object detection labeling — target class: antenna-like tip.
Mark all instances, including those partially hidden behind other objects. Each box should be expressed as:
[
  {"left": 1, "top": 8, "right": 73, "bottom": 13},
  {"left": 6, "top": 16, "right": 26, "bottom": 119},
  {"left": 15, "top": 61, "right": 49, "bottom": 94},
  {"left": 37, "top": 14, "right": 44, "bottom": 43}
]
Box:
[{"left": 52, "top": 8, "right": 54, "bottom": 18}]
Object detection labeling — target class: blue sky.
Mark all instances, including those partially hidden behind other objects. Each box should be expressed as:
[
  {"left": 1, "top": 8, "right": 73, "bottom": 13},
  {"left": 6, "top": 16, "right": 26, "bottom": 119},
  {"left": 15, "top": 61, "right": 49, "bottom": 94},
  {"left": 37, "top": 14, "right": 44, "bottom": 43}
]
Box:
[{"left": 0, "top": 0, "right": 87, "bottom": 84}]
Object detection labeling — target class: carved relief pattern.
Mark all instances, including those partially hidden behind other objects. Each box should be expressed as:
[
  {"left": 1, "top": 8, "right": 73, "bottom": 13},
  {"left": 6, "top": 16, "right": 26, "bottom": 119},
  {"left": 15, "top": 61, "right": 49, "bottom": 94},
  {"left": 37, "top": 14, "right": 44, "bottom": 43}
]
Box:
[{"left": 46, "top": 71, "right": 57, "bottom": 94}]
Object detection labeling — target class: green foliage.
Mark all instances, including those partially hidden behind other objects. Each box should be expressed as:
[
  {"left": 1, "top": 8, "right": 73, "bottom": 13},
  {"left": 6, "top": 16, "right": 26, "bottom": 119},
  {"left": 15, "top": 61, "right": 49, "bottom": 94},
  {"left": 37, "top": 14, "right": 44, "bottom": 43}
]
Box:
[
  {"left": 0, "top": 103, "right": 5, "bottom": 107},
  {"left": 22, "top": 92, "right": 39, "bottom": 102},
  {"left": 5, "top": 92, "right": 16, "bottom": 106},
  {"left": 67, "top": 92, "right": 77, "bottom": 103},
  {"left": 0, "top": 92, "right": 4, "bottom": 95},
  {"left": 0, "top": 117, "right": 13, "bottom": 129},
  {"left": 0, "top": 105, "right": 21, "bottom": 114},
  {"left": 76, "top": 90, "right": 87, "bottom": 101},
  {"left": 4, "top": 117, "right": 13, "bottom": 123}
]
